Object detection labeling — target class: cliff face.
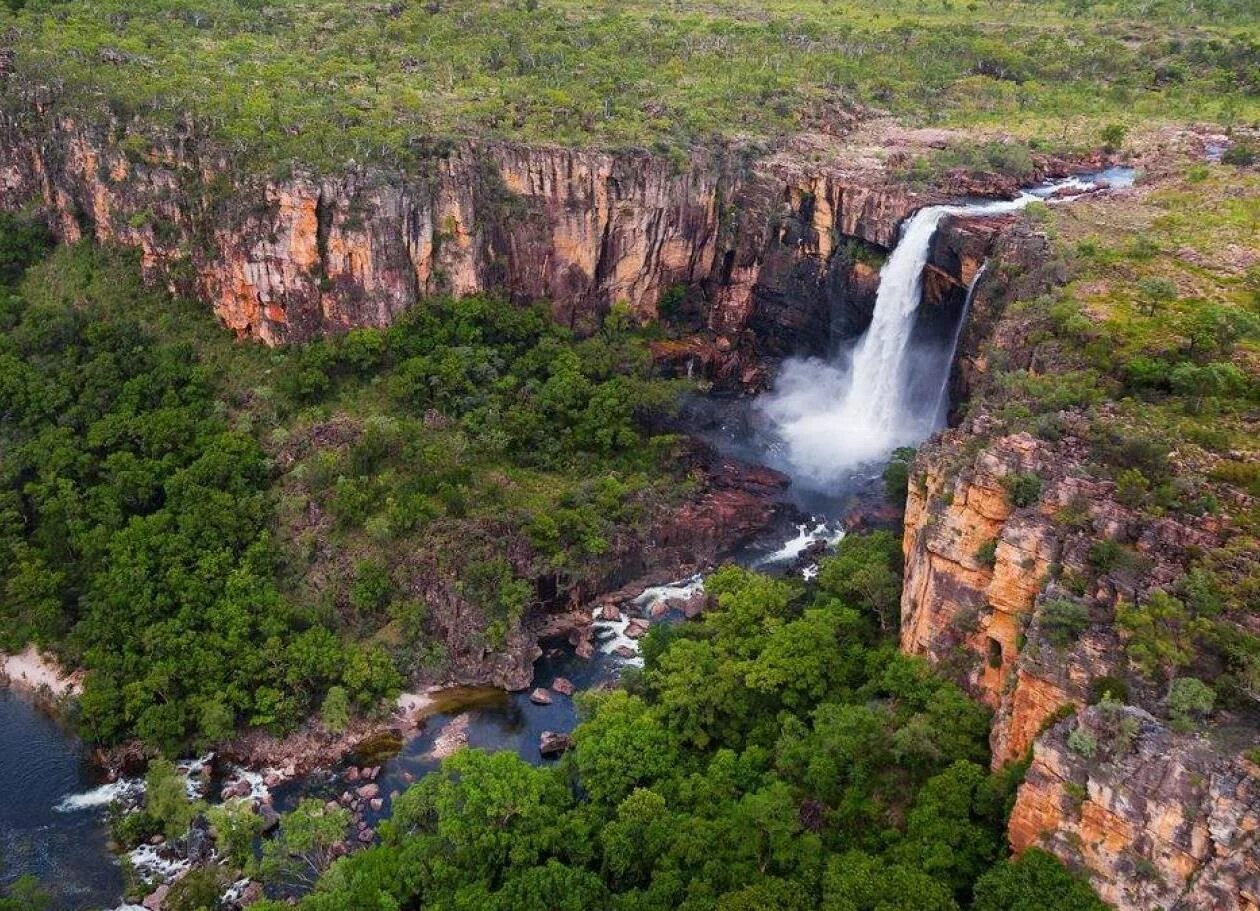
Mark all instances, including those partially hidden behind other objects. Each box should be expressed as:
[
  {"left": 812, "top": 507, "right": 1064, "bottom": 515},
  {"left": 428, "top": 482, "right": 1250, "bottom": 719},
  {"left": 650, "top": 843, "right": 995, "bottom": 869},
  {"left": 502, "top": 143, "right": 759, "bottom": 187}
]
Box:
[
  {"left": 1010, "top": 706, "right": 1260, "bottom": 911},
  {"left": 0, "top": 114, "right": 969, "bottom": 359},
  {"left": 900, "top": 417, "right": 1257, "bottom": 911}
]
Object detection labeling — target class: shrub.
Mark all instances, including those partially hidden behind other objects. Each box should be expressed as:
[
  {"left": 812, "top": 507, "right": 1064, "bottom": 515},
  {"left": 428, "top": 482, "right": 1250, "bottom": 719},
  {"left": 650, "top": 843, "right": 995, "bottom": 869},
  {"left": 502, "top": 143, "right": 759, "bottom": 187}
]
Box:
[
  {"left": 321, "top": 685, "right": 351, "bottom": 733},
  {"left": 145, "top": 758, "right": 199, "bottom": 841},
  {"left": 1114, "top": 468, "right": 1150, "bottom": 508},
  {"left": 1100, "top": 123, "right": 1127, "bottom": 152},
  {"left": 1004, "top": 472, "right": 1043, "bottom": 508},
  {"left": 1089, "top": 676, "right": 1129, "bottom": 705},
  {"left": 1167, "top": 677, "right": 1214, "bottom": 731},
  {"left": 1222, "top": 142, "right": 1257, "bottom": 166},
  {"left": 976, "top": 539, "right": 998, "bottom": 568},
  {"left": 1040, "top": 599, "right": 1090, "bottom": 648},
  {"left": 1116, "top": 591, "right": 1199, "bottom": 678},
  {"left": 349, "top": 560, "right": 393, "bottom": 615},
  {"left": 164, "top": 865, "right": 231, "bottom": 911},
  {"left": 883, "top": 447, "right": 916, "bottom": 503},
  {"left": 1136, "top": 277, "right": 1176, "bottom": 316},
  {"left": 1067, "top": 728, "right": 1098, "bottom": 759}
]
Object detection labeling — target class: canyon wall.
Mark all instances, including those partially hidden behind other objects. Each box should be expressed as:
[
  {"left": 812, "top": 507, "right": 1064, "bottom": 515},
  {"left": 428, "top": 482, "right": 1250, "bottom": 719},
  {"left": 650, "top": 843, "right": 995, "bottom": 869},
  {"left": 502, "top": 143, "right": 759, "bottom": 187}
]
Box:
[
  {"left": 897, "top": 223, "right": 1258, "bottom": 908},
  {"left": 1011, "top": 706, "right": 1260, "bottom": 911},
  {"left": 0, "top": 112, "right": 973, "bottom": 361}
]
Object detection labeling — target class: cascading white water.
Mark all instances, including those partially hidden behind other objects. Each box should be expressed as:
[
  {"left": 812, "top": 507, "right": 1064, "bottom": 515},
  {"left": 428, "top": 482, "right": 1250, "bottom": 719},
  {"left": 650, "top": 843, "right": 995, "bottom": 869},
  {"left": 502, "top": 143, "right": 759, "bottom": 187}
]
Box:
[
  {"left": 931, "top": 261, "right": 987, "bottom": 428},
  {"left": 759, "top": 176, "right": 1114, "bottom": 488}
]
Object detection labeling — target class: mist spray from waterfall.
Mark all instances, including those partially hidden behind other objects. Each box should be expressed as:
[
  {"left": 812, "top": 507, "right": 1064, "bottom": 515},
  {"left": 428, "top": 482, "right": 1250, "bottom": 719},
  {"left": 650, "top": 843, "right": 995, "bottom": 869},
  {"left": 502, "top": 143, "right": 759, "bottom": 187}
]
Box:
[{"left": 758, "top": 182, "right": 1096, "bottom": 489}]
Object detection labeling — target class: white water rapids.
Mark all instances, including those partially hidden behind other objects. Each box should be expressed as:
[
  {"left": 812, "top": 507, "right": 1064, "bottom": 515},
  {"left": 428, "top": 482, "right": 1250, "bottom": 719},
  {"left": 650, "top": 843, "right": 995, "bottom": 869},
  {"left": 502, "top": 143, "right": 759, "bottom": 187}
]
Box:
[{"left": 759, "top": 175, "right": 1115, "bottom": 487}]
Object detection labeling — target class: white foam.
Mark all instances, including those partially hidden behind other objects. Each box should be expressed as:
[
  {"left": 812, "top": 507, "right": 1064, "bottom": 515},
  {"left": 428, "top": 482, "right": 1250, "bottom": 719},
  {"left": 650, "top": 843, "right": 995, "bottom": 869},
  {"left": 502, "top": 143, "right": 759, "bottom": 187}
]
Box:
[
  {"left": 632, "top": 574, "right": 704, "bottom": 610},
  {"left": 127, "top": 843, "right": 191, "bottom": 883},
  {"left": 54, "top": 778, "right": 143, "bottom": 812},
  {"left": 759, "top": 522, "right": 844, "bottom": 565}
]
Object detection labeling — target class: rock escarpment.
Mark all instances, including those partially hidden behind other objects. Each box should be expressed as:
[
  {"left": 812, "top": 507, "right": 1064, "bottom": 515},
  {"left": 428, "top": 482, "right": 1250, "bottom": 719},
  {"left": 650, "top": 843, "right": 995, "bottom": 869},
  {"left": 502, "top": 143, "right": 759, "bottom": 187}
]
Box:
[
  {"left": 898, "top": 217, "right": 1257, "bottom": 909},
  {"left": 0, "top": 112, "right": 995, "bottom": 368},
  {"left": 901, "top": 419, "right": 1258, "bottom": 910},
  {"left": 1010, "top": 706, "right": 1260, "bottom": 911}
]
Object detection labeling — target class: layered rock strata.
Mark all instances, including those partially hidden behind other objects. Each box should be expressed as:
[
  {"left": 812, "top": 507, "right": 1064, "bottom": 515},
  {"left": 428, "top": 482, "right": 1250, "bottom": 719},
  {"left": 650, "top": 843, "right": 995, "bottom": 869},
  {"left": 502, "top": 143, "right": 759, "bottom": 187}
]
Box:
[{"left": 0, "top": 113, "right": 995, "bottom": 362}]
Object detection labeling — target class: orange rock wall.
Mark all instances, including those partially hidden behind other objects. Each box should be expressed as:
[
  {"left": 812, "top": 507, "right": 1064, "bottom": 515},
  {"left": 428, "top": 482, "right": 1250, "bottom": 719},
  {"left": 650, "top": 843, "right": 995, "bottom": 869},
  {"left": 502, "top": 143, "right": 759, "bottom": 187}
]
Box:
[
  {"left": 1010, "top": 706, "right": 1260, "bottom": 911},
  {"left": 0, "top": 114, "right": 961, "bottom": 349}
]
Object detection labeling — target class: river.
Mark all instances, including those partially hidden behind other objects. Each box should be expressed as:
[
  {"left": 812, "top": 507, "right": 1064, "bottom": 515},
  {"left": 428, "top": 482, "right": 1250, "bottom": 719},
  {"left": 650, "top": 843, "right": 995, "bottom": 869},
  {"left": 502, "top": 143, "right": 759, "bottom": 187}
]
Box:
[{"left": 0, "top": 690, "right": 123, "bottom": 909}]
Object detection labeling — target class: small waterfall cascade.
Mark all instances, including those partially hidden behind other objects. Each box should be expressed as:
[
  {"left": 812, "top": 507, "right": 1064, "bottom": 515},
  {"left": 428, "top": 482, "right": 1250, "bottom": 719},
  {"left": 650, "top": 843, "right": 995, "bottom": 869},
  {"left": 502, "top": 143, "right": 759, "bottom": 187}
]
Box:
[
  {"left": 759, "top": 175, "right": 1118, "bottom": 489},
  {"left": 932, "top": 261, "right": 988, "bottom": 428}
]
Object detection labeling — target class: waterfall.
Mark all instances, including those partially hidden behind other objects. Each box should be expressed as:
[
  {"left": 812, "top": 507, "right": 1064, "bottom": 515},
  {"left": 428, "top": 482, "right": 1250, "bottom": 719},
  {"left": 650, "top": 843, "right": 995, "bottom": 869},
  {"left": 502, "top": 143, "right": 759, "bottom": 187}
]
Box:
[
  {"left": 758, "top": 182, "right": 1095, "bottom": 489},
  {"left": 932, "top": 261, "right": 987, "bottom": 428}
]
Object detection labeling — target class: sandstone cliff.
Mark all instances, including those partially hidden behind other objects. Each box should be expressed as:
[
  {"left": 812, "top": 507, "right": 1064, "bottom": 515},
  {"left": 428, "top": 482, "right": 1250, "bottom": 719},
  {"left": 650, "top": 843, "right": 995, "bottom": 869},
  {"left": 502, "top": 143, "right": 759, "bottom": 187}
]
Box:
[
  {"left": 1010, "top": 705, "right": 1260, "bottom": 911},
  {"left": 0, "top": 111, "right": 998, "bottom": 371}
]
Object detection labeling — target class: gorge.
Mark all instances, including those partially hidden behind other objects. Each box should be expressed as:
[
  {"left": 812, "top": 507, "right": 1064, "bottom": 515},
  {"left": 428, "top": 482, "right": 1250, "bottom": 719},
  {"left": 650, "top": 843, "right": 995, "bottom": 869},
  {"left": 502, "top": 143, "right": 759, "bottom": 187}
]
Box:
[
  {"left": 4, "top": 157, "right": 1156, "bottom": 910},
  {"left": 1, "top": 2, "right": 1258, "bottom": 904}
]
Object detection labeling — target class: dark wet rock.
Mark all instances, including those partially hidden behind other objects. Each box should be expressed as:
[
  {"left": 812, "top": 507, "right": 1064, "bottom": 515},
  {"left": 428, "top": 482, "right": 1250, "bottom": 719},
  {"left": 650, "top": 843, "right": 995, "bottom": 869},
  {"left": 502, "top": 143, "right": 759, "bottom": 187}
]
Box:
[
  {"left": 539, "top": 731, "right": 573, "bottom": 757},
  {"left": 257, "top": 803, "right": 281, "bottom": 834},
  {"left": 353, "top": 731, "right": 403, "bottom": 766},
  {"left": 613, "top": 644, "right": 638, "bottom": 659},
  {"left": 186, "top": 814, "right": 213, "bottom": 863}
]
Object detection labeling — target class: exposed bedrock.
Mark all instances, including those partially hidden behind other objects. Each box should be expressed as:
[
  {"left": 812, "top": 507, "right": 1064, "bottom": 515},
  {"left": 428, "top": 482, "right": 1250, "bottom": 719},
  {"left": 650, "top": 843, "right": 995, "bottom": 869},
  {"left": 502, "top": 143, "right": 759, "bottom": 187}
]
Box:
[
  {"left": 1010, "top": 706, "right": 1260, "bottom": 911},
  {"left": 0, "top": 113, "right": 1001, "bottom": 363}
]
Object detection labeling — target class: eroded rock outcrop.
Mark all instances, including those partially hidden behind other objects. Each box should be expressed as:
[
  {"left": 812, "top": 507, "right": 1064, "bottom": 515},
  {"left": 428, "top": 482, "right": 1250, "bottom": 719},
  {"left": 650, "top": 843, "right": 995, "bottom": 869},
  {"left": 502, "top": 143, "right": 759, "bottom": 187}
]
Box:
[
  {"left": 1010, "top": 705, "right": 1260, "bottom": 911},
  {"left": 0, "top": 112, "right": 998, "bottom": 367}
]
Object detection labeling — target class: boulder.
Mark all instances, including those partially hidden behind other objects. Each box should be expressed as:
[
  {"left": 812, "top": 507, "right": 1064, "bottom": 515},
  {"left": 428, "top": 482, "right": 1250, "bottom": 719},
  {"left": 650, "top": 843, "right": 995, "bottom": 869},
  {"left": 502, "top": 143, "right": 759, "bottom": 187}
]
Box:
[
  {"left": 539, "top": 731, "right": 573, "bottom": 757},
  {"left": 142, "top": 884, "right": 169, "bottom": 911},
  {"left": 649, "top": 601, "right": 669, "bottom": 618},
  {"left": 575, "top": 640, "right": 595, "bottom": 660},
  {"left": 257, "top": 803, "right": 281, "bottom": 833},
  {"left": 237, "top": 881, "right": 265, "bottom": 907},
  {"left": 551, "top": 677, "right": 575, "bottom": 696},
  {"left": 529, "top": 687, "right": 553, "bottom": 705},
  {"left": 357, "top": 827, "right": 376, "bottom": 843},
  {"left": 344, "top": 766, "right": 360, "bottom": 782},
  {"left": 186, "top": 814, "right": 212, "bottom": 863},
  {"left": 624, "top": 618, "right": 650, "bottom": 639},
  {"left": 597, "top": 604, "right": 621, "bottom": 621},
  {"left": 355, "top": 783, "right": 380, "bottom": 799},
  {"left": 613, "top": 644, "right": 638, "bottom": 659},
  {"left": 220, "top": 779, "right": 251, "bottom": 800},
  {"left": 263, "top": 772, "right": 282, "bottom": 788},
  {"left": 681, "top": 592, "right": 707, "bottom": 618},
  {"left": 369, "top": 798, "right": 383, "bottom": 811}
]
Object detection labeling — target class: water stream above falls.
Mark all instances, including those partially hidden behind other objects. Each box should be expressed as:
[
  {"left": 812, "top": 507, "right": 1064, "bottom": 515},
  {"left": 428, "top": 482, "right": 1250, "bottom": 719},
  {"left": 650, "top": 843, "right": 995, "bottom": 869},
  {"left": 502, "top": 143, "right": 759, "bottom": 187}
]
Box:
[{"left": 5, "top": 167, "right": 1134, "bottom": 910}]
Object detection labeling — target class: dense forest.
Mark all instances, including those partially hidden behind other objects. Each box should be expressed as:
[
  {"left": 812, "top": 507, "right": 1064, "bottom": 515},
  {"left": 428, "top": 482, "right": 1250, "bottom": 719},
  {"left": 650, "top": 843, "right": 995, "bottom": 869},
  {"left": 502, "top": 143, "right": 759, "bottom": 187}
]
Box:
[
  {"left": 85, "top": 533, "right": 1108, "bottom": 911},
  {"left": 0, "top": 214, "right": 688, "bottom": 752}
]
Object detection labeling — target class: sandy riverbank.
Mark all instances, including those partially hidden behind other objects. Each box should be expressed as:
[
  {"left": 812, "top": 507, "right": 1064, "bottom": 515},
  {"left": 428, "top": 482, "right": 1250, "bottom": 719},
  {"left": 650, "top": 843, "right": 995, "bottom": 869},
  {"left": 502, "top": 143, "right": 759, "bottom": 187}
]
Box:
[{"left": 1, "top": 646, "right": 83, "bottom": 698}]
